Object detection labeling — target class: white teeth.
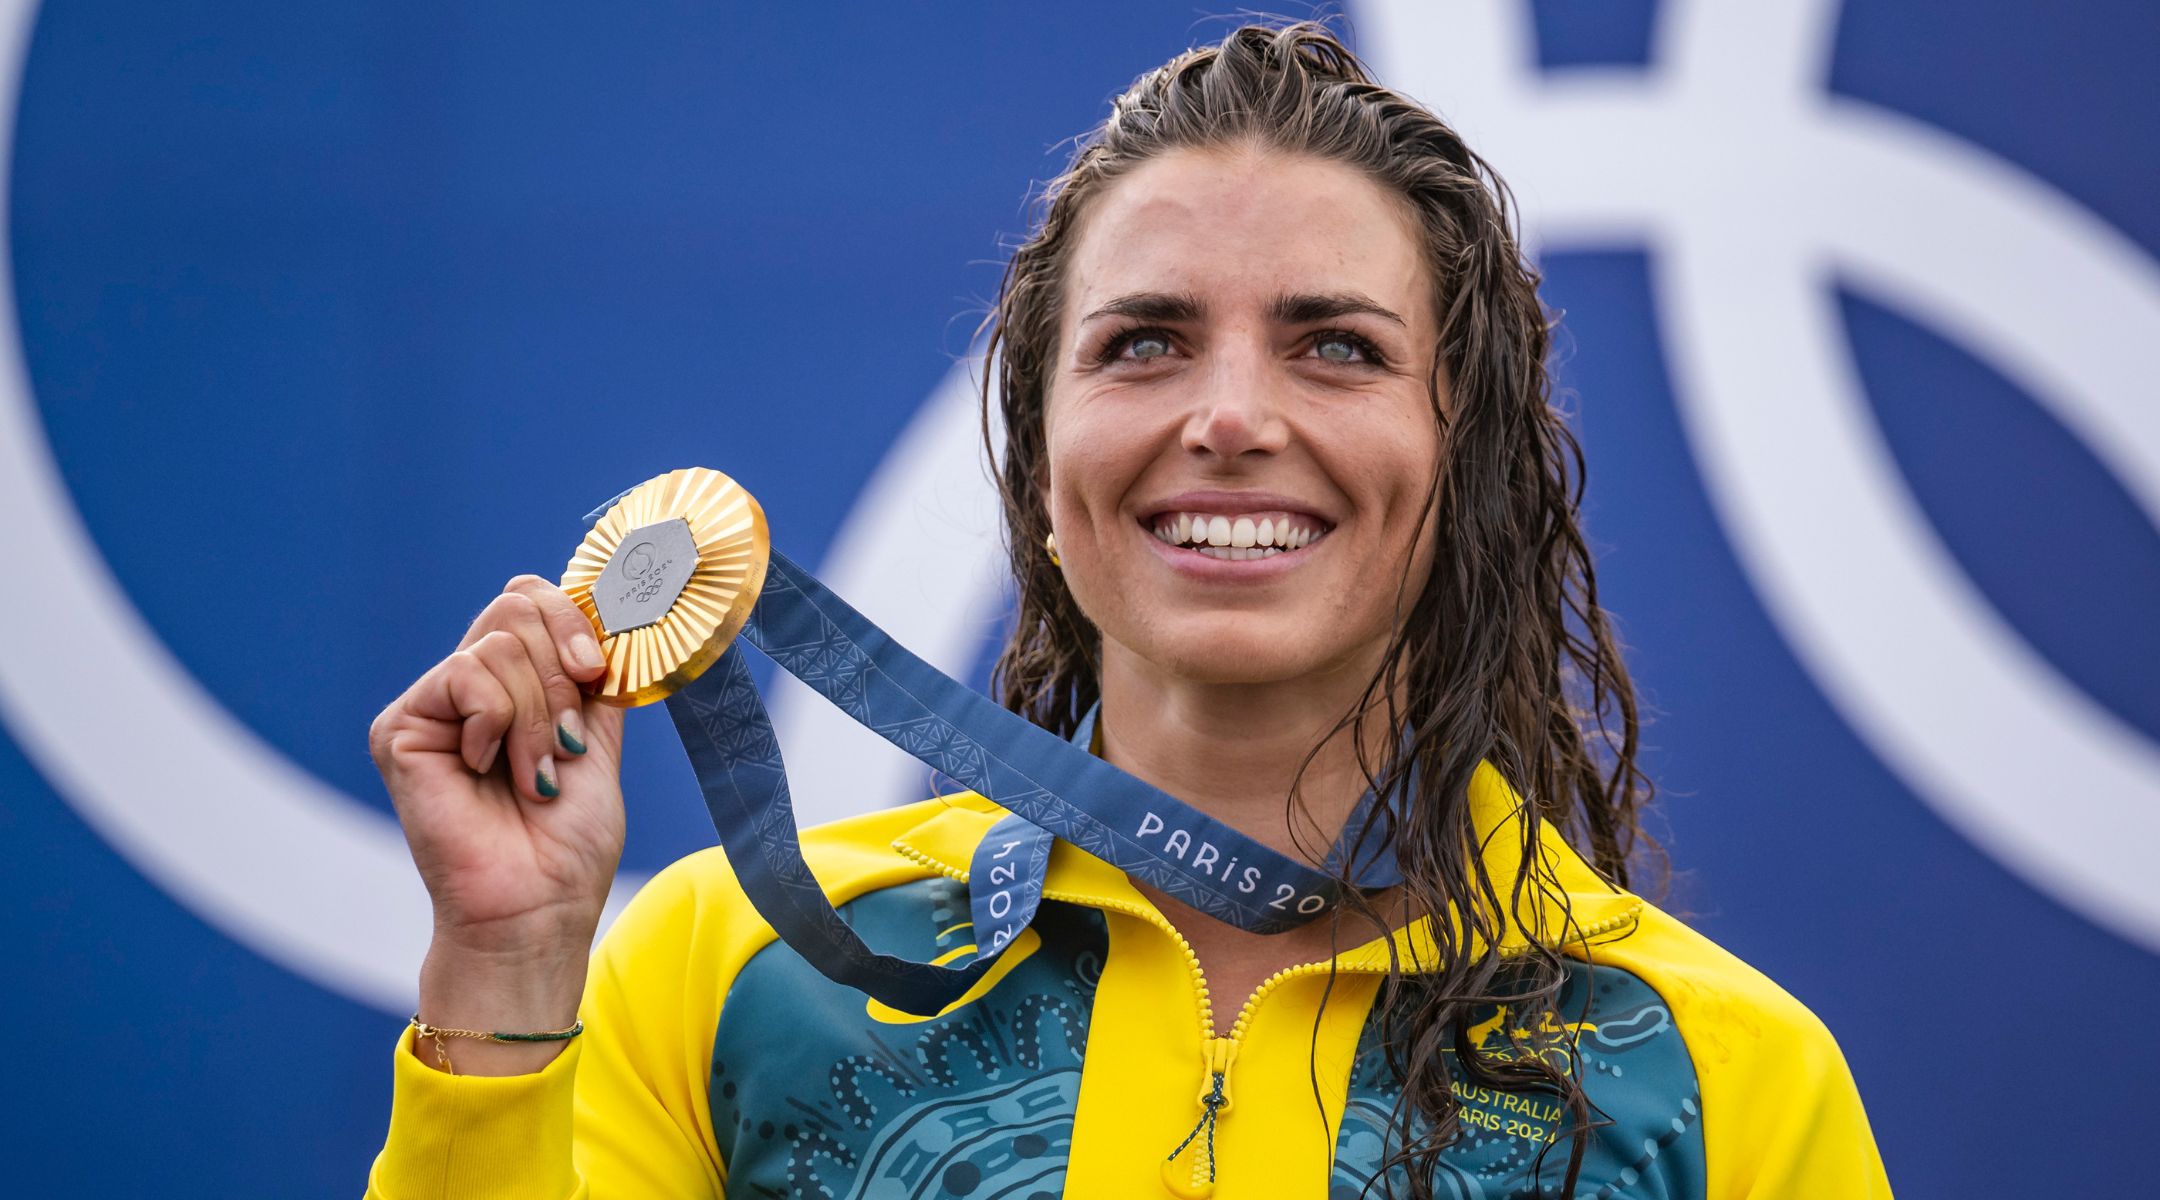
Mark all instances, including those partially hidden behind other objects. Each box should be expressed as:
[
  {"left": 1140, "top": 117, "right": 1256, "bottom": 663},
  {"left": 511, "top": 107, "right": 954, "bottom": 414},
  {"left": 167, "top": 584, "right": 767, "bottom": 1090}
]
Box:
[
  {"left": 1151, "top": 512, "right": 1329, "bottom": 554},
  {"left": 1195, "top": 544, "right": 1288, "bottom": 561}
]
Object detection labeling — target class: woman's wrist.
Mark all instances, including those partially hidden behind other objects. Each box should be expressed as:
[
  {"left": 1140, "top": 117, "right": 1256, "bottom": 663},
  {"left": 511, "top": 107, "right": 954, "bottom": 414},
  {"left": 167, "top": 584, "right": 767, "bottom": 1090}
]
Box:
[
  {"left": 412, "top": 937, "right": 588, "bottom": 1076},
  {"left": 418, "top": 939, "right": 585, "bottom": 1022}
]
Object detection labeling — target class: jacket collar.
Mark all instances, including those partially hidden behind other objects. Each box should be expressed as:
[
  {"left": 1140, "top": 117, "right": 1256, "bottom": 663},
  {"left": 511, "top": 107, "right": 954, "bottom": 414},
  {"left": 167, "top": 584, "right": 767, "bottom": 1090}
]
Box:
[{"left": 889, "top": 760, "right": 1641, "bottom": 970}]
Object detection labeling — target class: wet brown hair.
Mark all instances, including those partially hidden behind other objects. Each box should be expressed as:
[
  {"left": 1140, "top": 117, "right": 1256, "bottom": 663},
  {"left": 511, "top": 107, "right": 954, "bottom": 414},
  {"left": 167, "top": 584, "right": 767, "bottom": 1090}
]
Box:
[{"left": 976, "top": 19, "right": 1654, "bottom": 1196}]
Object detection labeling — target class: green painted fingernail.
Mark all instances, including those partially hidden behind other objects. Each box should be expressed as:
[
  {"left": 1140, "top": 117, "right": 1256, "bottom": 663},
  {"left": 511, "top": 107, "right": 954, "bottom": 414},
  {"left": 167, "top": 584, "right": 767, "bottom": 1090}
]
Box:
[
  {"left": 536, "top": 757, "right": 560, "bottom": 798},
  {"left": 556, "top": 713, "right": 587, "bottom": 755}
]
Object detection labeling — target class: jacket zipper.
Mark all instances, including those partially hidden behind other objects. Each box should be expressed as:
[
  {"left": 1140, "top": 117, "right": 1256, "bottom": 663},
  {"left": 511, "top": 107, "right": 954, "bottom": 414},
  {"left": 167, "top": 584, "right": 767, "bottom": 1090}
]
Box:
[
  {"left": 1037, "top": 892, "right": 1221, "bottom": 1197},
  {"left": 890, "top": 842, "right": 1642, "bottom": 1196}
]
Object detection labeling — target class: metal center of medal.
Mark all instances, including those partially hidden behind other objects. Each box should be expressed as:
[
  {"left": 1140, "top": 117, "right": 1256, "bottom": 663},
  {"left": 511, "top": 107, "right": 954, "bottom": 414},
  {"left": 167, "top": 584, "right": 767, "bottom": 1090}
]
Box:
[{"left": 593, "top": 518, "right": 699, "bottom": 636}]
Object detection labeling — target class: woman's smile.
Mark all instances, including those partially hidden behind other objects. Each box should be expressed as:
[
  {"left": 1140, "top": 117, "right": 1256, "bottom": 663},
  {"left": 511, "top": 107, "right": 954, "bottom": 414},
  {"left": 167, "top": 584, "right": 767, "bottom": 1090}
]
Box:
[{"left": 1137, "top": 491, "right": 1336, "bottom": 575}]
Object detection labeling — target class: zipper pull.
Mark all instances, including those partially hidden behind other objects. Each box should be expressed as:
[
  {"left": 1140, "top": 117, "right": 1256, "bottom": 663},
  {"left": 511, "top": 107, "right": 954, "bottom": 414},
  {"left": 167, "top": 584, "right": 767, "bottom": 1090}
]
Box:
[{"left": 1161, "top": 1037, "right": 1238, "bottom": 1198}]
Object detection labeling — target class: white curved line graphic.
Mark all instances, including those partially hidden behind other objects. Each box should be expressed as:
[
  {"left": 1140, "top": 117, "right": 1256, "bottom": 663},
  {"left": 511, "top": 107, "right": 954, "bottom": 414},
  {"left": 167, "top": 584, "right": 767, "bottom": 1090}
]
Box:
[
  {"left": 1365, "top": 0, "right": 2160, "bottom": 949},
  {"left": 0, "top": 0, "right": 457, "bottom": 1009}
]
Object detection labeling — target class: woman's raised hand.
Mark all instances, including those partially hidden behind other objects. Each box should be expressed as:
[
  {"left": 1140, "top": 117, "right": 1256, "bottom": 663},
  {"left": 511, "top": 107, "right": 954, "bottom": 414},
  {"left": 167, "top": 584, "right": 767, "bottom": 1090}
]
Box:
[{"left": 368, "top": 574, "right": 628, "bottom": 1072}]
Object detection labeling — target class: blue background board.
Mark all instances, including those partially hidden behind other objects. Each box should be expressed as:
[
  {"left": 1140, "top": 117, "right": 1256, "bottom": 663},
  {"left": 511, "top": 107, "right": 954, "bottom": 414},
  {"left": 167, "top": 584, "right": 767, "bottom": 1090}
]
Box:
[{"left": 5, "top": 1, "right": 2158, "bottom": 1194}]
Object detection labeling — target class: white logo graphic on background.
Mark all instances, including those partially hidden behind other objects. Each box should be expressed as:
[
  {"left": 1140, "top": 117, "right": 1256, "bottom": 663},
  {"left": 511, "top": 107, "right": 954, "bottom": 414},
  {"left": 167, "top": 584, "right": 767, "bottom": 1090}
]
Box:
[
  {"left": 1359, "top": 0, "right": 2160, "bottom": 951},
  {"left": 0, "top": 0, "right": 2154, "bottom": 1016}
]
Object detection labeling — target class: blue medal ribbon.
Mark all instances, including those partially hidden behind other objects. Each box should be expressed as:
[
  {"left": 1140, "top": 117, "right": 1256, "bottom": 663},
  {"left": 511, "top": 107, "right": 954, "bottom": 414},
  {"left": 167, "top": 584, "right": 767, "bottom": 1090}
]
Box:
[{"left": 592, "top": 497, "right": 1403, "bottom": 1017}]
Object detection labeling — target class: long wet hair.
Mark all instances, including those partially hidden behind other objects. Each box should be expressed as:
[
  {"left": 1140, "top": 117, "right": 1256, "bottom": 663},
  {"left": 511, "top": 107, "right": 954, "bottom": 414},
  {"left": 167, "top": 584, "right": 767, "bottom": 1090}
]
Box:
[{"left": 976, "top": 19, "right": 1654, "bottom": 1196}]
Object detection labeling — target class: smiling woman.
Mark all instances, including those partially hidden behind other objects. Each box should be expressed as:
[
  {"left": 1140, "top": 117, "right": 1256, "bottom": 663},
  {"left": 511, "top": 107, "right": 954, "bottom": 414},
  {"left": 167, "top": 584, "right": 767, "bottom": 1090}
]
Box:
[{"left": 363, "top": 19, "right": 1890, "bottom": 1199}]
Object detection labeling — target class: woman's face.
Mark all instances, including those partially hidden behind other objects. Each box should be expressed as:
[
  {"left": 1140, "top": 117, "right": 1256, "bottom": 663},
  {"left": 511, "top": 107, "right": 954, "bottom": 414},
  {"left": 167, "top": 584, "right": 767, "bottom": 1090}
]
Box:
[{"left": 1044, "top": 146, "right": 1445, "bottom": 688}]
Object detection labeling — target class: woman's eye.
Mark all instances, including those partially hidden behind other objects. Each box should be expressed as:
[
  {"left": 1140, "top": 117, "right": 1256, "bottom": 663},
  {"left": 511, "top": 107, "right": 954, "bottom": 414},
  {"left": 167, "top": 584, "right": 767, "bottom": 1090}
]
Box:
[
  {"left": 1123, "top": 332, "right": 1172, "bottom": 361},
  {"left": 1093, "top": 328, "right": 1176, "bottom": 366},
  {"left": 1312, "top": 332, "right": 1378, "bottom": 365}
]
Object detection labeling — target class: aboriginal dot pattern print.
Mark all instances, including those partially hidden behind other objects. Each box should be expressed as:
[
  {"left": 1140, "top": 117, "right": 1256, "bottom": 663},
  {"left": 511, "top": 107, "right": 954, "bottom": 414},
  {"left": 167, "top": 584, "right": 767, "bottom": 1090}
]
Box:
[{"left": 710, "top": 877, "right": 1705, "bottom": 1198}]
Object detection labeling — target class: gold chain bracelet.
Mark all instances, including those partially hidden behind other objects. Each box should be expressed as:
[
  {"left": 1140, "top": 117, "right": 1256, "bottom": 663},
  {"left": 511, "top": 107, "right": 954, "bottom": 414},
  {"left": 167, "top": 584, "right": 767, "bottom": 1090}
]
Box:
[{"left": 409, "top": 1015, "right": 584, "bottom": 1075}]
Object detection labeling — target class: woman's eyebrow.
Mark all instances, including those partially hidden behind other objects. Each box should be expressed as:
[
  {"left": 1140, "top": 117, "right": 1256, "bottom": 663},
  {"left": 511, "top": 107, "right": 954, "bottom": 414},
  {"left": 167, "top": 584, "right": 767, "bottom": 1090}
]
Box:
[
  {"left": 1079, "top": 290, "right": 1206, "bottom": 326},
  {"left": 1075, "top": 289, "right": 1405, "bottom": 328},
  {"left": 1270, "top": 291, "right": 1405, "bottom": 327}
]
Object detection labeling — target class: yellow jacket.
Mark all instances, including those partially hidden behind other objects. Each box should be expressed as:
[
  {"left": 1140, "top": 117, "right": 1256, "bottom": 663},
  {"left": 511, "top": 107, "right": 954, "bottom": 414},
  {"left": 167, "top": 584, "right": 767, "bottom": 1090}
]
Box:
[{"left": 366, "top": 765, "right": 1890, "bottom": 1197}]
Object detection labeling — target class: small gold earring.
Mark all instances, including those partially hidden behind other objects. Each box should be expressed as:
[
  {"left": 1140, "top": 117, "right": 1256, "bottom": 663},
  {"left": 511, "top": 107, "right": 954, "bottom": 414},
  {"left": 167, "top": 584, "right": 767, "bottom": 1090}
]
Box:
[{"left": 1044, "top": 531, "right": 1062, "bottom": 567}]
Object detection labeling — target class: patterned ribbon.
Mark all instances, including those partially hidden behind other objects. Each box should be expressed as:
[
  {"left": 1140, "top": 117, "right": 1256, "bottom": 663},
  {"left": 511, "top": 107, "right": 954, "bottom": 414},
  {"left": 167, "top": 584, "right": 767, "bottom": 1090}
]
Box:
[{"left": 568, "top": 462, "right": 1404, "bottom": 1015}]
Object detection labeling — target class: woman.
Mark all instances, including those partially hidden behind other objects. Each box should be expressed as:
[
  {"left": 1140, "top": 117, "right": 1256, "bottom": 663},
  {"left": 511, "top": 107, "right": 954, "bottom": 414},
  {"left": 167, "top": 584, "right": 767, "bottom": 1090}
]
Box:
[{"left": 365, "top": 22, "right": 1889, "bottom": 1198}]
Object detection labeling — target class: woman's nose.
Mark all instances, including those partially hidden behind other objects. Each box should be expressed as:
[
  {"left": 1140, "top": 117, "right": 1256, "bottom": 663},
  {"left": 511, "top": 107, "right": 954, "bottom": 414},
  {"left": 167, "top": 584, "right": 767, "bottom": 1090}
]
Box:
[{"left": 1180, "top": 344, "right": 1291, "bottom": 460}]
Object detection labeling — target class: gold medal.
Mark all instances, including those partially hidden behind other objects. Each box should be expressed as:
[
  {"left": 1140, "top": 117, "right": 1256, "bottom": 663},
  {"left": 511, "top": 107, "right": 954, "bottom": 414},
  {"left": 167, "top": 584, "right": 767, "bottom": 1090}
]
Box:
[{"left": 558, "top": 467, "right": 770, "bottom": 707}]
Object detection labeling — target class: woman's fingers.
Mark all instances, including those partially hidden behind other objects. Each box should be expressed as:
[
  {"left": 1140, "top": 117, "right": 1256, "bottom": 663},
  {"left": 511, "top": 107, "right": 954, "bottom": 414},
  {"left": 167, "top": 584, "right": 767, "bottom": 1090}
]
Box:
[
  {"left": 379, "top": 575, "right": 614, "bottom": 806},
  {"left": 371, "top": 648, "right": 515, "bottom": 779},
  {"left": 504, "top": 576, "right": 609, "bottom": 757},
  {"left": 503, "top": 575, "right": 608, "bottom": 686},
  {"left": 460, "top": 578, "right": 609, "bottom": 750},
  {"left": 487, "top": 590, "right": 595, "bottom": 762},
  {"left": 443, "top": 652, "right": 515, "bottom": 775},
  {"left": 466, "top": 627, "right": 561, "bottom": 803}
]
